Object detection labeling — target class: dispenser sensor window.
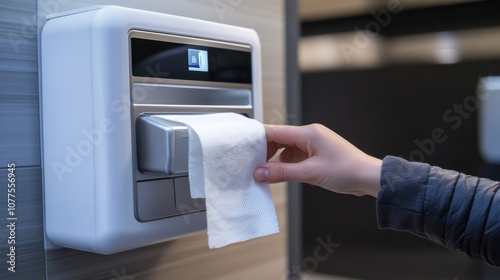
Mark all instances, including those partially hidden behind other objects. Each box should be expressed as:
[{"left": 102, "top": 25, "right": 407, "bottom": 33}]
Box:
[
  {"left": 131, "top": 37, "right": 252, "bottom": 84},
  {"left": 188, "top": 49, "right": 208, "bottom": 72}
]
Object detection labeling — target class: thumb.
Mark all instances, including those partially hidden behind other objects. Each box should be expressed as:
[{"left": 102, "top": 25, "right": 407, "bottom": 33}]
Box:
[{"left": 254, "top": 161, "right": 308, "bottom": 184}]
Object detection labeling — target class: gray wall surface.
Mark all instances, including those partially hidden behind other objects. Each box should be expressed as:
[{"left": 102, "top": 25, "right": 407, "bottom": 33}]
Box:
[{"left": 0, "top": 0, "right": 45, "bottom": 279}]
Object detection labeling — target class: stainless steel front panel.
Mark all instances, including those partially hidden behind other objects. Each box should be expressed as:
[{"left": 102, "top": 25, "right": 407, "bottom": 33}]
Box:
[{"left": 129, "top": 30, "right": 254, "bottom": 222}]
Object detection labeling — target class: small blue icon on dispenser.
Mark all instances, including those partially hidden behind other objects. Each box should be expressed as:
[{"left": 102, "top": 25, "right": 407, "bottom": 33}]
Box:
[
  {"left": 188, "top": 49, "right": 208, "bottom": 72},
  {"left": 188, "top": 49, "right": 199, "bottom": 68}
]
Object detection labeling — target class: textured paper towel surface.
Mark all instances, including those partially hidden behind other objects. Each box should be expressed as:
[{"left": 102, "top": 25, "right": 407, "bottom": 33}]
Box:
[{"left": 159, "top": 113, "right": 279, "bottom": 248}]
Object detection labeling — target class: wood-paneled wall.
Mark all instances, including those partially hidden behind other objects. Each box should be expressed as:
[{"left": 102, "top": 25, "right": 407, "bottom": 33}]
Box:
[{"left": 0, "top": 0, "right": 286, "bottom": 279}]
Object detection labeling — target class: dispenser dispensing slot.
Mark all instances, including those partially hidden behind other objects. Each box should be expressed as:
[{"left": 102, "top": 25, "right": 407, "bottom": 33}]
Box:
[
  {"left": 135, "top": 115, "right": 206, "bottom": 222},
  {"left": 136, "top": 115, "right": 189, "bottom": 175}
]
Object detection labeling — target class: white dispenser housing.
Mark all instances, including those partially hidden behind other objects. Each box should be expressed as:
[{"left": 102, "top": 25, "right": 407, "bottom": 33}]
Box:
[{"left": 41, "top": 5, "right": 262, "bottom": 254}]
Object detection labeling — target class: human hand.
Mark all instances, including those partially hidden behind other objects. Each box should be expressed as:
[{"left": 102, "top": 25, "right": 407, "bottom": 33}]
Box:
[{"left": 253, "top": 124, "right": 382, "bottom": 197}]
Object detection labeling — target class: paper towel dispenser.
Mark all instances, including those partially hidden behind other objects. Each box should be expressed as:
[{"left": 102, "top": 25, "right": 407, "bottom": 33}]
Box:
[{"left": 41, "top": 5, "right": 263, "bottom": 254}]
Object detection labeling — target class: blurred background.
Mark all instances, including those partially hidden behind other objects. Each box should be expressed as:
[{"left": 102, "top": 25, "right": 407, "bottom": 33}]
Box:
[{"left": 296, "top": 0, "right": 500, "bottom": 279}]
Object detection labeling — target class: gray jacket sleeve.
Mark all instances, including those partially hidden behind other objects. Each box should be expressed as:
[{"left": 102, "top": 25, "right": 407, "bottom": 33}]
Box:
[{"left": 376, "top": 156, "right": 500, "bottom": 266}]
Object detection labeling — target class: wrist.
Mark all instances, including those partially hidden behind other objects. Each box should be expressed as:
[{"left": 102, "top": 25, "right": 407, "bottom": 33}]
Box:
[{"left": 357, "top": 156, "right": 382, "bottom": 198}]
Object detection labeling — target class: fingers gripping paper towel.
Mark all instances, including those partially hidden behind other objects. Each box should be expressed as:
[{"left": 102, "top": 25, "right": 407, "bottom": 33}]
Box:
[{"left": 159, "top": 113, "right": 279, "bottom": 248}]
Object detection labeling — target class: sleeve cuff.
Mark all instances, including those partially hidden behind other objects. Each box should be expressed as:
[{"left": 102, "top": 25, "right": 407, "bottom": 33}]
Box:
[{"left": 376, "top": 156, "right": 431, "bottom": 237}]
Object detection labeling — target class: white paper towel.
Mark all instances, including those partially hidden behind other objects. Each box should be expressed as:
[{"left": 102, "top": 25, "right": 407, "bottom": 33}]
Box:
[{"left": 158, "top": 113, "right": 279, "bottom": 248}]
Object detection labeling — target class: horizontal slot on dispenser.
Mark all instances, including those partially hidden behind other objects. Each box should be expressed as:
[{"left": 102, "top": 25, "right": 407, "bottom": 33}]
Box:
[{"left": 133, "top": 83, "right": 252, "bottom": 106}]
